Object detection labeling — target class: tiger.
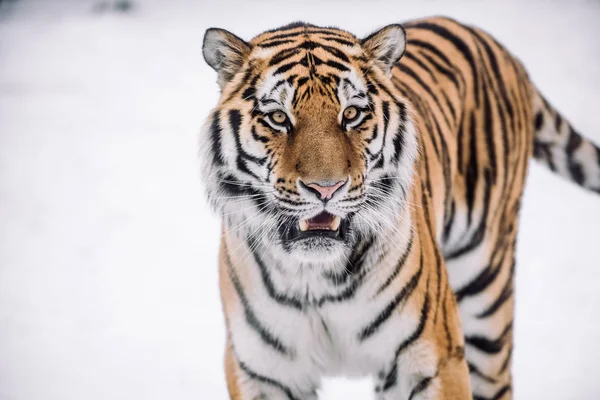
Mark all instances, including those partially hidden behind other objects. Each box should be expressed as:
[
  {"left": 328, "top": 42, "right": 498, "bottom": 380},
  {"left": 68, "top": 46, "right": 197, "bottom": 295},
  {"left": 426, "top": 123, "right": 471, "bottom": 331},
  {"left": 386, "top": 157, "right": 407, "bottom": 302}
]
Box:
[{"left": 199, "top": 16, "right": 600, "bottom": 400}]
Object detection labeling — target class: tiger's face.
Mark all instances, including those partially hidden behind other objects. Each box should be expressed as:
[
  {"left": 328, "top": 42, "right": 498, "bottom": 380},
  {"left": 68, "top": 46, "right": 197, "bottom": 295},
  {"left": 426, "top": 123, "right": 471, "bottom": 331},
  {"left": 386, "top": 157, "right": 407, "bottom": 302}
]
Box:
[{"left": 201, "top": 23, "right": 417, "bottom": 266}]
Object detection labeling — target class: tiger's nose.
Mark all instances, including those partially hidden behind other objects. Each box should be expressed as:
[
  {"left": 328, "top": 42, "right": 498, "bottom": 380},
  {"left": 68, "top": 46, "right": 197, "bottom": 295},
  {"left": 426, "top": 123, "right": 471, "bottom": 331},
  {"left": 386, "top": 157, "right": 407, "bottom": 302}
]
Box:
[{"left": 299, "top": 179, "right": 348, "bottom": 201}]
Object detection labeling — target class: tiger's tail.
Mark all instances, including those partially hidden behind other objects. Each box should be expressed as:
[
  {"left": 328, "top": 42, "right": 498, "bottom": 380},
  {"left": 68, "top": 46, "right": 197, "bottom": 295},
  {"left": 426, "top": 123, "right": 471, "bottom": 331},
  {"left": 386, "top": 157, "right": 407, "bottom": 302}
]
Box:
[{"left": 532, "top": 90, "right": 600, "bottom": 194}]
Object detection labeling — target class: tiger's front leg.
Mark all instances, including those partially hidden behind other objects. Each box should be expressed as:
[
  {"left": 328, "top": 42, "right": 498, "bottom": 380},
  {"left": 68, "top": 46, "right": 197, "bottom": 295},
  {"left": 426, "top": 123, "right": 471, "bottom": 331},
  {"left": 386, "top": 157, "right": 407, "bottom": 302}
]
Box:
[
  {"left": 219, "top": 240, "right": 322, "bottom": 400},
  {"left": 372, "top": 275, "right": 472, "bottom": 400},
  {"left": 374, "top": 355, "right": 472, "bottom": 400},
  {"left": 224, "top": 340, "right": 319, "bottom": 400}
]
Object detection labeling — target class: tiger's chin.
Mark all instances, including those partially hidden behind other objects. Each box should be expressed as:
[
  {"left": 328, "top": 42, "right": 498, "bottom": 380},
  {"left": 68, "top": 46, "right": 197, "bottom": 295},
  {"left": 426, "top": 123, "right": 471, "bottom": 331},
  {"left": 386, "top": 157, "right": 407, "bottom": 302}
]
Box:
[
  {"left": 277, "top": 211, "right": 354, "bottom": 264},
  {"left": 284, "top": 237, "right": 350, "bottom": 264}
]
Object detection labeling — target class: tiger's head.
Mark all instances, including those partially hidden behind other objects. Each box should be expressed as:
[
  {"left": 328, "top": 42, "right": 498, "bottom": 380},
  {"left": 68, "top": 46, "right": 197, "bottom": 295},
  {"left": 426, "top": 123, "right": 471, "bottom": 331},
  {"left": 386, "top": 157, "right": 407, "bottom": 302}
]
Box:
[{"left": 200, "top": 22, "right": 417, "bottom": 266}]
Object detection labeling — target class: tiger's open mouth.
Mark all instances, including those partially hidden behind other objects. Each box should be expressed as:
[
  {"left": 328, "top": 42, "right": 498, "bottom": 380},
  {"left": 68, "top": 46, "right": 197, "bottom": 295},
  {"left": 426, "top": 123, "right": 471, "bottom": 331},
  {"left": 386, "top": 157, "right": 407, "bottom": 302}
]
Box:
[
  {"left": 299, "top": 212, "right": 341, "bottom": 232},
  {"left": 280, "top": 211, "right": 348, "bottom": 242}
]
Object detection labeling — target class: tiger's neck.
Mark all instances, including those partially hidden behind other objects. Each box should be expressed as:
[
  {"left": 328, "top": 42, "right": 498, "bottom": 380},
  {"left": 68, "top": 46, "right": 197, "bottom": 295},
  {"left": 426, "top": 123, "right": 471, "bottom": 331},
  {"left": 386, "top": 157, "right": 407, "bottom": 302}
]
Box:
[{"left": 221, "top": 204, "right": 415, "bottom": 307}]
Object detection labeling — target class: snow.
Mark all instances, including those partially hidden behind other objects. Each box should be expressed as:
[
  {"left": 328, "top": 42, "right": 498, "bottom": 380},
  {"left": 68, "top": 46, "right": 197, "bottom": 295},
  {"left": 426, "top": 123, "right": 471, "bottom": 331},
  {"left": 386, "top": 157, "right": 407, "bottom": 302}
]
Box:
[{"left": 0, "top": 1, "right": 599, "bottom": 399}]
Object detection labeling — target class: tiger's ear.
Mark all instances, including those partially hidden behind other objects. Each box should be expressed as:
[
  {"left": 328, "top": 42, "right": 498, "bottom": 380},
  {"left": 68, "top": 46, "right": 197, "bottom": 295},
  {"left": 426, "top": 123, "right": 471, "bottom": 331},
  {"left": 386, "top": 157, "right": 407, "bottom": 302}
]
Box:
[
  {"left": 361, "top": 24, "right": 406, "bottom": 75},
  {"left": 203, "top": 28, "right": 251, "bottom": 89}
]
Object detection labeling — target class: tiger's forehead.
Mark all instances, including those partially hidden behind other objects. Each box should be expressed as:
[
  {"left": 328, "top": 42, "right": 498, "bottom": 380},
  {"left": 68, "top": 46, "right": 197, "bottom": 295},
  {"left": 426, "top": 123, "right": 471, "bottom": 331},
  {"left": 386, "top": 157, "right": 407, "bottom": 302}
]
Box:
[
  {"left": 248, "top": 24, "right": 369, "bottom": 110},
  {"left": 253, "top": 64, "right": 369, "bottom": 112},
  {"left": 249, "top": 23, "right": 360, "bottom": 49}
]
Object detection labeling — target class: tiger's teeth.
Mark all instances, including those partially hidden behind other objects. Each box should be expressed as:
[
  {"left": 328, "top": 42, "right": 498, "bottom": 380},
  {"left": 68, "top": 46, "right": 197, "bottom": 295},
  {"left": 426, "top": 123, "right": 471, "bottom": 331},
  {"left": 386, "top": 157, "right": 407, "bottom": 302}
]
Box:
[
  {"left": 331, "top": 216, "right": 341, "bottom": 231},
  {"left": 299, "top": 219, "right": 309, "bottom": 232}
]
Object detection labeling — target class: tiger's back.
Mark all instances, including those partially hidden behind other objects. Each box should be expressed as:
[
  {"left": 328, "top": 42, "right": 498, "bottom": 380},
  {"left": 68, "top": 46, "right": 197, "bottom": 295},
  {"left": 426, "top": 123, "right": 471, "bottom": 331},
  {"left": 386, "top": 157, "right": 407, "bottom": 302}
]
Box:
[
  {"left": 396, "top": 17, "right": 535, "bottom": 399},
  {"left": 395, "top": 17, "right": 599, "bottom": 398}
]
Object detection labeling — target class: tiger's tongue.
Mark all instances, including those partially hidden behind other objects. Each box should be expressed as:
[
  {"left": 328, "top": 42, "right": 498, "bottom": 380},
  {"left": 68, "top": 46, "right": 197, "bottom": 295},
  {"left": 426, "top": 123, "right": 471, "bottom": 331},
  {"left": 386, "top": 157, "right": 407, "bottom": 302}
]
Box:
[{"left": 299, "top": 212, "right": 341, "bottom": 231}]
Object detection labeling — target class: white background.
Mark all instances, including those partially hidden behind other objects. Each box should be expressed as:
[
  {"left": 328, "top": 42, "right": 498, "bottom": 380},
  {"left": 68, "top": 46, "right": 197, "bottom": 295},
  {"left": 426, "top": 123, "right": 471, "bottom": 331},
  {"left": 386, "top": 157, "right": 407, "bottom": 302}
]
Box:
[{"left": 0, "top": 1, "right": 599, "bottom": 399}]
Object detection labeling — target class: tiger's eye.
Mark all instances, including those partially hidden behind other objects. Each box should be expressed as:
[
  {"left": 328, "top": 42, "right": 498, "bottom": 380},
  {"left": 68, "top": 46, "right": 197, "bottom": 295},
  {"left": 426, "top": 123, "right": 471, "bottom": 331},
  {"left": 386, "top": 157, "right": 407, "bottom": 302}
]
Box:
[
  {"left": 271, "top": 111, "right": 288, "bottom": 125},
  {"left": 343, "top": 106, "right": 359, "bottom": 121}
]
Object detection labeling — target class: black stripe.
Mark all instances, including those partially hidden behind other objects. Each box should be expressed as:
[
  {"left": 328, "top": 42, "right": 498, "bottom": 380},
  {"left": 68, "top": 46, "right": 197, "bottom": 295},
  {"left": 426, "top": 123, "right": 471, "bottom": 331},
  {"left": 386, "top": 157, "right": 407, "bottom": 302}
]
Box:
[
  {"left": 482, "top": 74, "right": 498, "bottom": 178},
  {"left": 499, "top": 346, "right": 512, "bottom": 374},
  {"left": 365, "top": 123, "right": 378, "bottom": 146},
  {"left": 408, "top": 39, "right": 456, "bottom": 71},
  {"left": 465, "top": 112, "right": 479, "bottom": 227},
  {"left": 565, "top": 127, "right": 585, "bottom": 185},
  {"left": 251, "top": 126, "right": 270, "bottom": 143},
  {"left": 417, "top": 49, "right": 462, "bottom": 92},
  {"left": 405, "top": 75, "right": 452, "bottom": 219},
  {"left": 366, "top": 100, "right": 387, "bottom": 148},
  {"left": 311, "top": 42, "right": 350, "bottom": 63},
  {"left": 394, "top": 291, "right": 430, "bottom": 359},
  {"left": 303, "top": 28, "right": 348, "bottom": 37},
  {"left": 274, "top": 61, "right": 298, "bottom": 75},
  {"left": 457, "top": 110, "right": 466, "bottom": 174},
  {"left": 275, "top": 196, "right": 311, "bottom": 207},
  {"left": 454, "top": 261, "right": 502, "bottom": 303},
  {"left": 268, "top": 79, "right": 287, "bottom": 96},
  {"left": 399, "top": 63, "right": 451, "bottom": 130},
  {"left": 408, "top": 376, "right": 434, "bottom": 400},
  {"left": 465, "top": 323, "right": 511, "bottom": 355},
  {"left": 242, "top": 86, "right": 255, "bottom": 101},
  {"left": 441, "top": 284, "right": 452, "bottom": 352},
  {"left": 365, "top": 76, "right": 379, "bottom": 95},
  {"left": 470, "top": 30, "right": 508, "bottom": 195},
  {"left": 375, "top": 229, "right": 414, "bottom": 294},
  {"left": 469, "top": 28, "right": 514, "bottom": 120},
  {"left": 258, "top": 39, "right": 295, "bottom": 48},
  {"left": 224, "top": 246, "right": 291, "bottom": 356},
  {"left": 224, "top": 68, "right": 254, "bottom": 103},
  {"left": 381, "top": 100, "right": 390, "bottom": 138},
  {"left": 408, "top": 82, "right": 443, "bottom": 161},
  {"left": 317, "top": 247, "right": 370, "bottom": 307},
  {"left": 554, "top": 112, "right": 563, "bottom": 132},
  {"left": 405, "top": 52, "right": 438, "bottom": 83},
  {"left": 440, "top": 89, "right": 457, "bottom": 123},
  {"left": 446, "top": 168, "right": 493, "bottom": 260},
  {"left": 237, "top": 360, "right": 300, "bottom": 400},
  {"left": 217, "top": 173, "right": 267, "bottom": 208},
  {"left": 269, "top": 48, "right": 302, "bottom": 67},
  {"left": 419, "top": 179, "right": 444, "bottom": 325},
  {"left": 296, "top": 76, "right": 310, "bottom": 89},
  {"left": 297, "top": 40, "right": 319, "bottom": 50},
  {"left": 391, "top": 102, "right": 407, "bottom": 164},
  {"left": 262, "top": 27, "right": 347, "bottom": 42},
  {"left": 395, "top": 78, "right": 444, "bottom": 167},
  {"left": 325, "top": 59, "right": 349, "bottom": 72},
  {"left": 210, "top": 111, "right": 225, "bottom": 166},
  {"left": 364, "top": 175, "right": 397, "bottom": 209},
  {"left": 476, "top": 261, "right": 514, "bottom": 318},
  {"left": 373, "top": 154, "right": 384, "bottom": 169},
  {"left": 368, "top": 72, "right": 399, "bottom": 102},
  {"left": 473, "top": 385, "right": 511, "bottom": 400},
  {"left": 229, "top": 110, "right": 268, "bottom": 173},
  {"left": 319, "top": 36, "right": 355, "bottom": 46},
  {"left": 454, "top": 231, "right": 510, "bottom": 301},
  {"left": 533, "top": 140, "right": 556, "bottom": 171},
  {"left": 420, "top": 136, "right": 434, "bottom": 199},
  {"left": 493, "top": 73, "right": 511, "bottom": 201},
  {"left": 442, "top": 200, "right": 455, "bottom": 244},
  {"left": 261, "top": 31, "right": 305, "bottom": 42},
  {"left": 317, "top": 276, "right": 364, "bottom": 306},
  {"left": 410, "top": 22, "right": 480, "bottom": 107},
  {"left": 368, "top": 102, "right": 393, "bottom": 162},
  {"left": 323, "top": 235, "right": 374, "bottom": 286},
  {"left": 381, "top": 363, "right": 397, "bottom": 391},
  {"left": 380, "top": 290, "right": 430, "bottom": 394},
  {"left": 468, "top": 362, "right": 498, "bottom": 384},
  {"left": 249, "top": 238, "right": 304, "bottom": 310}
]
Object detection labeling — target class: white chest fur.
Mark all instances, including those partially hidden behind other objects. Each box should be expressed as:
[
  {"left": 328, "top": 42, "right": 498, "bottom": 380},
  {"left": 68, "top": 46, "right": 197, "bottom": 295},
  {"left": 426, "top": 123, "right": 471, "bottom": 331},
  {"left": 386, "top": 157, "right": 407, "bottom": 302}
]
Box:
[{"left": 224, "top": 216, "right": 430, "bottom": 397}]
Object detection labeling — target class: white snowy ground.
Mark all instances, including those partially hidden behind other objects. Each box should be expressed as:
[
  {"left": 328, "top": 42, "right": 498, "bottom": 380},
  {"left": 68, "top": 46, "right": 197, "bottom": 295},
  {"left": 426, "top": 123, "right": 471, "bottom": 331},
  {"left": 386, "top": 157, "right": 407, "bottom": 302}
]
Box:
[{"left": 0, "top": 0, "right": 599, "bottom": 399}]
